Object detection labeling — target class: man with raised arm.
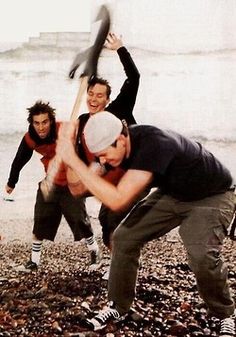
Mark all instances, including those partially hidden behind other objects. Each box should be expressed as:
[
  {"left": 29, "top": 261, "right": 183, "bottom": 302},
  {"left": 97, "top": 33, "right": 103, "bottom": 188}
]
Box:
[{"left": 67, "top": 33, "right": 148, "bottom": 255}]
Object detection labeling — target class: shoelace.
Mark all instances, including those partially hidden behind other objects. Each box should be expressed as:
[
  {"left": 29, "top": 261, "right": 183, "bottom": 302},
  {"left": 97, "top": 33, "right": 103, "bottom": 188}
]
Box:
[
  {"left": 220, "top": 317, "right": 235, "bottom": 335},
  {"left": 96, "top": 308, "right": 120, "bottom": 323}
]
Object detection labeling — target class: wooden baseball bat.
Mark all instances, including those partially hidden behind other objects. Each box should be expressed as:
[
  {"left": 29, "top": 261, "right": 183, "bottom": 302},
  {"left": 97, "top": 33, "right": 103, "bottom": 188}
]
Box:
[
  {"left": 40, "top": 76, "right": 88, "bottom": 200},
  {"left": 40, "top": 5, "right": 110, "bottom": 200}
]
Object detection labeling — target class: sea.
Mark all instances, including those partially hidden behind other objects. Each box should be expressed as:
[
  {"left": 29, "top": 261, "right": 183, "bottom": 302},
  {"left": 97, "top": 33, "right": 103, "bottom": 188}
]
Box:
[{"left": 0, "top": 29, "right": 236, "bottom": 201}]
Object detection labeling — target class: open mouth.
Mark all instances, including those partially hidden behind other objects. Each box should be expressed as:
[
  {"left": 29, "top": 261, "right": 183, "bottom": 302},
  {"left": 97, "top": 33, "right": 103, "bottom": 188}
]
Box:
[{"left": 89, "top": 103, "right": 99, "bottom": 110}]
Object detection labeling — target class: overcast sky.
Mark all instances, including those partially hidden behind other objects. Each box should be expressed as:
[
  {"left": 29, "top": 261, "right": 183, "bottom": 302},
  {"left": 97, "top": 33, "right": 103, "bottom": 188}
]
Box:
[
  {"left": 0, "top": 0, "right": 235, "bottom": 51},
  {"left": 0, "top": 0, "right": 91, "bottom": 42}
]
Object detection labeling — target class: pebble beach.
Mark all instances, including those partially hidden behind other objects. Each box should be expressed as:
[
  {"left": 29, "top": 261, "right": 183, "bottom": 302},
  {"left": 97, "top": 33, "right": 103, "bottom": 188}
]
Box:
[
  {"left": 0, "top": 134, "right": 236, "bottom": 336},
  {"left": 0, "top": 1, "right": 235, "bottom": 334}
]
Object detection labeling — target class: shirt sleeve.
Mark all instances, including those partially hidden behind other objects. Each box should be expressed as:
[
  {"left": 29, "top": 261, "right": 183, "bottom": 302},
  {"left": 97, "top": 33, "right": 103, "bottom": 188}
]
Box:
[
  {"left": 7, "top": 136, "right": 33, "bottom": 188},
  {"left": 106, "top": 46, "right": 140, "bottom": 125}
]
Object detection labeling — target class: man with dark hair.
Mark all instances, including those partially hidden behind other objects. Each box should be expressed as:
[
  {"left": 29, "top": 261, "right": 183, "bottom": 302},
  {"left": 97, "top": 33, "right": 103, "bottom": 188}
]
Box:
[
  {"left": 57, "top": 111, "right": 236, "bottom": 336},
  {"left": 5, "top": 100, "right": 100, "bottom": 271},
  {"left": 67, "top": 33, "right": 147, "bottom": 256}
]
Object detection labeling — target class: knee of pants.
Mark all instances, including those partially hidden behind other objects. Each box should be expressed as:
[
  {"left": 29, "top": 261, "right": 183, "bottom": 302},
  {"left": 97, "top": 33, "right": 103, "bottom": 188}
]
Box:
[
  {"left": 186, "top": 245, "right": 222, "bottom": 275},
  {"left": 112, "top": 225, "right": 143, "bottom": 255},
  {"left": 113, "top": 224, "right": 128, "bottom": 242}
]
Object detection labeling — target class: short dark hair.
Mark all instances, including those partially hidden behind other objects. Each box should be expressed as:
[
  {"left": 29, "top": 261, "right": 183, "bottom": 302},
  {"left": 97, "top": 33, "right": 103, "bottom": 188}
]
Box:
[
  {"left": 27, "top": 100, "right": 56, "bottom": 124},
  {"left": 87, "top": 77, "right": 111, "bottom": 99}
]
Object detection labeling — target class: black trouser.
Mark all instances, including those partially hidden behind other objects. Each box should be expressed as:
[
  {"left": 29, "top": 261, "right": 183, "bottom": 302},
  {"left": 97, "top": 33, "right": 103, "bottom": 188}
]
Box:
[{"left": 34, "top": 184, "right": 93, "bottom": 241}]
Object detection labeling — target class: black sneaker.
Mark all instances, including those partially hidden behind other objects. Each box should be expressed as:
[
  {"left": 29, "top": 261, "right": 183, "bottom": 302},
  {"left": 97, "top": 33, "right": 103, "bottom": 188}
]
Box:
[
  {"left": 89, "top": 250, "right": 102, "bottom": 271},
  {"left": 84, "top": 302, "right": 124, "bottom": 331},
  {"left": 15, "top": 260, "right": 38, "bottom": 272},
  {"left": 24, "top": 260, "right": 38, "bottom": 271},
  {"left": 219, "top": 312, "right": 235, "bottom": 337}
]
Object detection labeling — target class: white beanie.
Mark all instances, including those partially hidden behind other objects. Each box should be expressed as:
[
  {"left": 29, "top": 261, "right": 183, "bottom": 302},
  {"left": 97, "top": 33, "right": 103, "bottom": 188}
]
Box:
[{"left": 84, "top": 111, "right": 123, "bottom": 153}]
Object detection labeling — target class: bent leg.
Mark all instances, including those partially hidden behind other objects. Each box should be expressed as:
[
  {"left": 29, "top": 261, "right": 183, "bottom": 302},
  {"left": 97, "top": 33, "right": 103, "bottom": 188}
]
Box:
[
  {"left": 108, "top": 191, "right": 181, "bottom": 314},
  {"left": 98, "top": 204, "right": 132, "bottom": 248},
  {"left": 34, "top": 185, "right": 62, "bottom": 241},
  {"left": 61, "top": 188, "right": 93, "bottom": 241},
  {"left": 99, "top": 188, "right": 151, "bottom": 248},
  {"left": 179, "top": 192, "right": 236, "bottom": 319}
]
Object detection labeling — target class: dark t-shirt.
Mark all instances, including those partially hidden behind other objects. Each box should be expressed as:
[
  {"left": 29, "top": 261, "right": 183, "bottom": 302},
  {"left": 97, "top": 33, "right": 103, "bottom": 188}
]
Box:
[{"left": 121, "top": 125, "right": 232, "bottom": 201}]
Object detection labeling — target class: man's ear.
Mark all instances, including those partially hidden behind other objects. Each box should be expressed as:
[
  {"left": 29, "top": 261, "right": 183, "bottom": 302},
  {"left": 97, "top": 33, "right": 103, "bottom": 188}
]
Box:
[{"left": 117, "top": 134, "right": 126, "bottom": 146}]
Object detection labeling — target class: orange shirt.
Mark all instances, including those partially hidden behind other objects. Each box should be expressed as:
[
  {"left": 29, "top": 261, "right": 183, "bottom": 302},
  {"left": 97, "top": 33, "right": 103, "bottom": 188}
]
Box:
[{"left": 25, "top": 122, "right": 67, "bottom": 186}]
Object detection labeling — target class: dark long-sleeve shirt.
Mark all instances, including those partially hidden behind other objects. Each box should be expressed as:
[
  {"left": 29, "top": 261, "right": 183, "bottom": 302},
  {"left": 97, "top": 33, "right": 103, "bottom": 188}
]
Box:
[
  {"left": 105, "top": 46, "right": 140, "bottom": 125},
  {"left": 7, "top": 122, "right": 67, "bottom": 188},
  {"left": 77, "top": 46, "right": 140, "bottom": 164}
]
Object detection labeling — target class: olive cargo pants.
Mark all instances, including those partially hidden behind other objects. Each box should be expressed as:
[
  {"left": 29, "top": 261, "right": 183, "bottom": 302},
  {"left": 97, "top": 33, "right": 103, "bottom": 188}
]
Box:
[{"left": 109, "top": 189, "right": 236, "bottom": 319}]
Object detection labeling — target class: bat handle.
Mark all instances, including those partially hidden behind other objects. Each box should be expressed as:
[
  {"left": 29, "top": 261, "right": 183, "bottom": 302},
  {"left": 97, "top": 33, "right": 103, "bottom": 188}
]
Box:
[
  {"left": 70, "top": 76, "right": 88, "bottom": 120},
  {"left": 40, "top": 155, "right": 62, "bottom": 200},
  {"left": 41, "top": 76, "right": 88, "bottom": 200}
]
